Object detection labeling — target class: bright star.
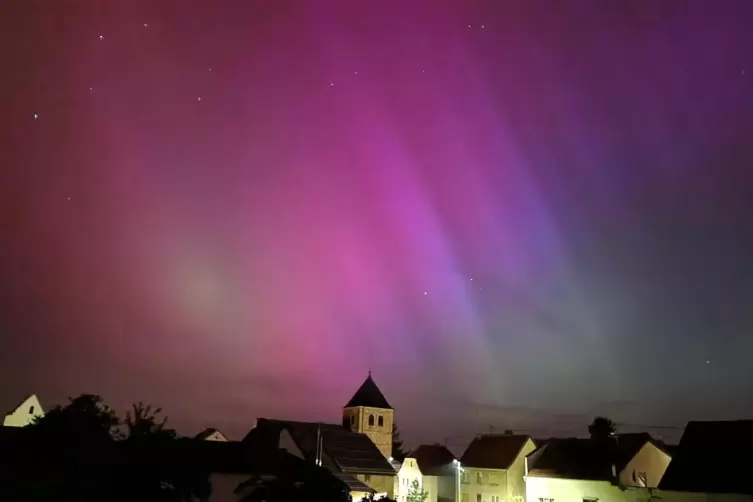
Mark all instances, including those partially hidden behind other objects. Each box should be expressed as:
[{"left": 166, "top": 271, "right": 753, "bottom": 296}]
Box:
[
  {"left": 99, "top": 35, "right": 104, "bottom": 40},
  {"left": 33, "top": 113, "right": 39, "bottom": 120}
]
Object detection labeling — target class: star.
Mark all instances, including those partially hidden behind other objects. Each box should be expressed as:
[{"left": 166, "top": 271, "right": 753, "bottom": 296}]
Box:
[
  {"left": 197, "top": 96, "right": 202, "bottom": 102},
  {"left": 468, "top": 24, "right": 471, "bottom": 28},
  {"left": 353, "top": 71, "right": 359, "bottom": 75},
  {"left": 143, "top": 23, "right": 148, "bottom": 28},
  {"left": 89, "top": 87, "right": 93, "bottom": 92},
  {"left": 67, "top": 197, "right": 71, "bottom": 201},
  {"left": 33, "top": 113, "right": 39, "bottom": 120},
  {"left": 481, "top": 25, "right": 485, "bottom": 29},
  {"left": 705, "top": 360, "right": 711, "bottom": 364},
  {"left": 423, "top": 291, "right": 428, "bottom": 295},
  {"left": 329, "top": 82, "right": 335, "bottom": 87},
  {"left": 99, "top": 35, "right": 104, "bottom": 40},
  {"left": 208, "top": 67, "right": 212, "bottom": 72}
]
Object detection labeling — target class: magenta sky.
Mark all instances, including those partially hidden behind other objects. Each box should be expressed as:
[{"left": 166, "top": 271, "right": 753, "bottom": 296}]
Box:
[{"left": 2, "top": 0, "right": 753, "bottom": 449}]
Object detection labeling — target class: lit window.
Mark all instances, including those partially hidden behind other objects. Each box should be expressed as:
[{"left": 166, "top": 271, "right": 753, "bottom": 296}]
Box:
[
  {"left": 368, "top": 415, "right": 375, "bottom": 426},
  {"left": 378, "top": 415, "right": 384, "bottom": 426}
]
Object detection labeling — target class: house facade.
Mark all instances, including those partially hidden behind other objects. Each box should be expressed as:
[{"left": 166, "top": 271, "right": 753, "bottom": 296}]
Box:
[
  {"left": 3, "top": 394, "right": 44, "bottom": 427},
  {"left": 459, "top": 434, "right": 536, "bottom": 502},
  {"left": 396, "top": 457, "right": 423, "bottom": 502}
]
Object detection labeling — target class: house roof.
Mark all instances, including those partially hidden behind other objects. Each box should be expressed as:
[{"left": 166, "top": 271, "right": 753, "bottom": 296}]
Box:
[
  {"left": 525, "top": 438, "right": 616, "bottom": 481},
  {"left": 411, "top": 444, "right": 457, "bottom": 476},
  {"left": 526, "top": 434, "right": 667, "bottom": 482},
  {"left": 195, "top": 428, "right": 228, "bottom": 441},
  {"left": 460, "top": 434, "right": 532, "bottom": 470},
  {"left": 344, "top": 374, "right": 392, "bottom": 409},
  {"left": 332, "top": 472, "right": 376, "bottom": 493},
  {"left": 659, "top": 420, "right": 753, "bottom": 495},
  {"left": 246, "top": 418, "right": 396, "bottom": 476}
]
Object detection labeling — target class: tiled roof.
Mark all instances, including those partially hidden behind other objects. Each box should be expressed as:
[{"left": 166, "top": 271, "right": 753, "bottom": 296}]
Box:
[
  {"left": 460, "top": 434, "right": 531, "bottom": 470},
  {"left": 247, "top": 419, "right": 396, "bottom": 476},
  {"left": 411, "top": 444, "right": 457, "bottom": 476},
  {"left": 344, "top": 375, "right": 392, "bottom": 409},
  {"left": 332, "top": 472, "right": 376, "bottom": 493},
  {"left": 659, "top": 420, "right": 753, "bottom": 495}
]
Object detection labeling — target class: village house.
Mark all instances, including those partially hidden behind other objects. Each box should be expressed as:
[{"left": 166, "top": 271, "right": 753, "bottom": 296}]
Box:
[
  {"left": 396, "top": 444, "right": 458, "bottom": 502},
  {"left": 459, "top": 433, "right": 536, "bottom": 502},
  {"left": 3, "top": 394, "right": 44, "bottom": 427},
  {"left": 244, "top": 374, "right": 398, "bottom": 500}
]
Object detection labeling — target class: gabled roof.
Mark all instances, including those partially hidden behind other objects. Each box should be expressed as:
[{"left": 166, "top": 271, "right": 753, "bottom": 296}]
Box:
[
  {"left": 460, "top": 434, "right": 532, "bottom": 470},
  {"left": 411, "top": 444, "right": 457, "bottom": 476},
  {"left": 246, "top": 418, "right": 396, "bottom": 476},
  {"left": 195, "top": 428, "right": 229, "bottom": 441},
  {"left": 659, "top": 420, "right": 753, "bottom": 495},
  {"left": 344, "top": 374, "right": 392, "bottom": 409},
  {"left": 526, "top": 438, "right": 616, "bottom": 481},
  {"left": 526, "top": 435, "right": 666, "bottom": 483}
]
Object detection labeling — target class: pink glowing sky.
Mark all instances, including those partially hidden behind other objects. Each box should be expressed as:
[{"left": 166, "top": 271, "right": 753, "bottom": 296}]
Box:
[{"left": 2, "top": 0, "right": 753, "bottom": 447}]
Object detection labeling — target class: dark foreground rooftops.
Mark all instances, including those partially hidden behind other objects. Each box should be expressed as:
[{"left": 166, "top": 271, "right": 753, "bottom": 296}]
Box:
[
  {"left": 410, "top": 444, "right": 457, "bottom": 475},
  {"left": 659, "top": 420, "right": 753, "bottom": 495}
]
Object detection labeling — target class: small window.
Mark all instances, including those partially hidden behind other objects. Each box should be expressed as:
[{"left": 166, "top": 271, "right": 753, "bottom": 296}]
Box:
[
  {"left": 491, "top": 497, "right": 500, "bottom": 502},
  {"left": 350, "top": 415, "right": 355, "bottom": 425},
  {"left": 364, "top": 474, "right": 371, "bottom": 482},
  {"left": 29, "top": 406, "right": 35, "bottom": 414},
  {"left": 461, "top": 472, "right": 470, "bottom": 484},
  {"left": 476, "top": 494, "right": 482, "bottom": 502},
  {"left": 368, "top": 414, "right": 375, "bottom": 426},
  {"left": 378, "top": 415, "right": 384, "bottom": 426},
  {"left": 475, "top": 471, "right": 483, "bottom": 484}
]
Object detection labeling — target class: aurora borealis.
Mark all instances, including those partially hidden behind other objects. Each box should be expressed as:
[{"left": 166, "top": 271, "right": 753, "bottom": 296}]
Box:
[{"left": 2, "top": 0, "right": 753, "bottom": 446}]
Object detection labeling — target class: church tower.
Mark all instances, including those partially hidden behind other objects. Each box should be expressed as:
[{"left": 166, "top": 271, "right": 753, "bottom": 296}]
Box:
[{"left": 342, "top": 373, "right": 393, "bottom": 459}]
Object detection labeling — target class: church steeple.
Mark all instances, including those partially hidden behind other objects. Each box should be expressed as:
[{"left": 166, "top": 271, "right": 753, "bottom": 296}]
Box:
[
  {"left": 342, "top": 374, "right": 394, "bottom": 459},
  {"left": 344, "top": 373, "right": 393, "bottom": 409}
]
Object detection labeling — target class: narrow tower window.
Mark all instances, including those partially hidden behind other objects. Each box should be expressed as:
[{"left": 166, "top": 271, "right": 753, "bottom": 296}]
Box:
[
  {"left": 368, "top": 414, "right": 375, "bottom": 426},
  {"left": 378, "top": 415, "right": 384, "bottom": 426}
]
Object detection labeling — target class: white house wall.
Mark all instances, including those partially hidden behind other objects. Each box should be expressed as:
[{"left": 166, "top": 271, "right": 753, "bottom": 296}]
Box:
[
  {"left": 3, "top": 395, "right": 44, "bottom": 427},
  {"left": 397, "top": 458, "right": 423, "bottom": 502},
  {"left": 526, "top": 476, "right": 752, "bottom": 502},
  {"left": 619, "top": 442, "right": 671, "bottom": 488}
]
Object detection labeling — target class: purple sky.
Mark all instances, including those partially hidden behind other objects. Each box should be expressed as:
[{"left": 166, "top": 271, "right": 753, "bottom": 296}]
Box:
[{"left": 2, "top": 0, "right": 753, "bottom": 449}]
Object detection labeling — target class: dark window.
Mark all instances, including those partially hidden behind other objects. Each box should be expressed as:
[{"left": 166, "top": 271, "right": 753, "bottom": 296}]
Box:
[
  {"left": 378, "top": 416, "right": 384, "bottom": 426},
  {"left": 29, "top": 406, "right": 34, "bottom": 414},
  {"left": 368, "top": 414, "right": 375, "bottom": 426},
  {"left": 350, "top": 415, "right": 355, "bottom": 425}
]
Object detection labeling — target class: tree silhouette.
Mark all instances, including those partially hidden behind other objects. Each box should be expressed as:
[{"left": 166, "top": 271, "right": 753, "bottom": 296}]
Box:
[
  {"left": 588, "top": 416, "right": 616, "bottom": 440},
  {"left": 3, "top": 394, "right": 209, "bottom": 502},
  {"left": 392, "top": 423, "right": 407, "bottom": 461}
]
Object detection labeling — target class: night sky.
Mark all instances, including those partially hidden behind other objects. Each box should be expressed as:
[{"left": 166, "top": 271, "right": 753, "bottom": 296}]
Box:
[{"left": 2, "top": 0, "right": 753, "bottom": 449}]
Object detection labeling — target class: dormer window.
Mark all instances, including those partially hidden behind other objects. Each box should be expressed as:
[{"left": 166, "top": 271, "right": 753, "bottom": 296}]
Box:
[
  {"left": 368, "top": 414, "right": 375, "bottom": 426},
  {"left": 378, "top": 415, "right": 384, "bottom": 427}
]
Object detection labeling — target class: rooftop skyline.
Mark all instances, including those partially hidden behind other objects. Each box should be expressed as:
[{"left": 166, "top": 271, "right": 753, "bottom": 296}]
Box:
[{"left": 2, "top": 0, "right": 753, "bottom": 447}]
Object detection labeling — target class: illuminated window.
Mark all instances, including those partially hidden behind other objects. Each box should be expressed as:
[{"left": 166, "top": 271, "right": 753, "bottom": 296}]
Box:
[{"left": 378, "top": 415, "right": 384, "bottom": 426}]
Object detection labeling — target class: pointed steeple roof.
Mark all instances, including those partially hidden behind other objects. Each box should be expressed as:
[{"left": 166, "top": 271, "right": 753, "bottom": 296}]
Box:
[{"left": 344, "top": 373, "right": 392, "bottom": 409}]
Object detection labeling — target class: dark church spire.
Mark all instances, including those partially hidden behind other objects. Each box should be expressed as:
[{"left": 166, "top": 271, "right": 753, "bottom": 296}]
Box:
[{"left": 344, "top": 373, "right": 392, "bottom": 409}]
